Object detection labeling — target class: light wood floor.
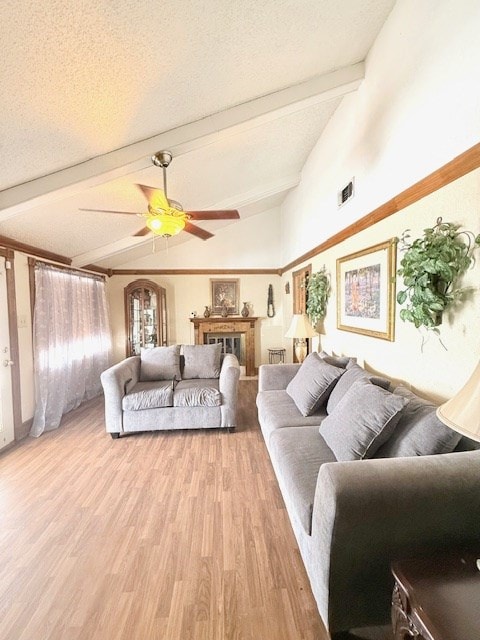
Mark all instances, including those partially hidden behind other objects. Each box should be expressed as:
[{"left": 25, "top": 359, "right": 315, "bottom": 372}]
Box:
[
  {"left": 0, "top": 380, "right": 327, "bottom": 640},
  {"left": 0, "top": 381, "right": 393, "bottom": 640}
]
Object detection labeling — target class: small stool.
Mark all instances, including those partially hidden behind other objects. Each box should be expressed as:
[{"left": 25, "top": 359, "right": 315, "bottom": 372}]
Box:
[{"left": 268, "top": 348, "right": 286, "bottom": 364}]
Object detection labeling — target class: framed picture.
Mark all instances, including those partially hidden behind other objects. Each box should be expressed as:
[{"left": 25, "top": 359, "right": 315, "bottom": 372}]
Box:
[
  {"left": 336, "top": 239, "right": 396, "bottom": 341},
  {"left": 211, "top": 279, "right": 239, "bottom": 315}
]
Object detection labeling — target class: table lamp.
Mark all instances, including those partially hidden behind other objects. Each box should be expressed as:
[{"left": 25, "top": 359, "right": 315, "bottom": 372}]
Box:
[
  {"left": 285, "top": 314, "right": 317, "bottom": 363},
  {"left": 437, "top": 357, "right": 480, "bottom": 571},
  {"left": 436, "top": 359, "right": 480, "bottom": 442}
]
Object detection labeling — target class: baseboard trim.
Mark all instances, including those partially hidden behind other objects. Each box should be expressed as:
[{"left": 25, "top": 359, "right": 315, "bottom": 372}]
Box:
[{"left": 16, "top": 418, "right": 33, "bottom": 441}]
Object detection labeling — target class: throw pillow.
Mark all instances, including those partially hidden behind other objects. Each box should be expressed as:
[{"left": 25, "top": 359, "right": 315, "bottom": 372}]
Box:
[
  {"left": 286, "top": 352, "right": 345, "bottom": 417},
  {"left": 326, "top": 363, "right": 391, "bottom": 414},
  {"left": 374, "top": 385, "right": 462, "bottom": 458},
  {"left": 182, "top": 343, "right": 222, "bottom": 379},
  {"left": 319, "top": 378, "right": 408, "bottom": 461},
  {"left": 140, "top": 345, "right": 181, "bottom": 381},
  {"left": 319, "top": 350, "right": 357, "bottom": 369}
]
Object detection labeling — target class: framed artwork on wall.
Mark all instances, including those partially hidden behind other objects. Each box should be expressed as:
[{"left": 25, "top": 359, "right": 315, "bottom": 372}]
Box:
[
  {"left": 336, "top": 239, "right": 397, "bottom": 341},
  {"left": 211, "top": 279, "right": 239, "bottom": 315}
]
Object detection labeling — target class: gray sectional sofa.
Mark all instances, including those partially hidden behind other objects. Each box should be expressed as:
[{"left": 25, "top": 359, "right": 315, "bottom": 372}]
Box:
[
  {"left": 101, "top": 344, "right": 240, "bottom": 437},
  {"left": 256, "top": 353, "right": 480, "bottom": 638}
]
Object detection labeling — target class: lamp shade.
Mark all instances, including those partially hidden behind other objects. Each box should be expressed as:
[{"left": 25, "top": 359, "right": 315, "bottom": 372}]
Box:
[
  {"left": 285, "top": 314, "right": 317, "bottom": 339},
  {"left": 436, "top": 360, "right": 480, "bottom": 442}
]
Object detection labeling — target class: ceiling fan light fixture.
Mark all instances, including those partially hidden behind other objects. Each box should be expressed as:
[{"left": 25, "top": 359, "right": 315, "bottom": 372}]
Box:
[{"left": 146, "top": 213, "right": 186, "bottom": 237}]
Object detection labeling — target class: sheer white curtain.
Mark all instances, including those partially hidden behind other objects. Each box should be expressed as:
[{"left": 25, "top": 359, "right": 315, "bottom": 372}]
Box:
[{"left": 31, "top": 263, "right": 112, "bottom": 437}]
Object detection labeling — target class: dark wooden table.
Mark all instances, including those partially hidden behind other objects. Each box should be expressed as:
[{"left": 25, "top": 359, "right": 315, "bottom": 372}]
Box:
[{"left": 391, "top": 550, "right": 480, "bottom": 640}]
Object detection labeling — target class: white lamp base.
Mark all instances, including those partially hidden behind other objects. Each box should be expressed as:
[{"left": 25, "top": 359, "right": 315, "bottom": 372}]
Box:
[{"left": 295, "top": 339, "right": 307, "bottom": 363}]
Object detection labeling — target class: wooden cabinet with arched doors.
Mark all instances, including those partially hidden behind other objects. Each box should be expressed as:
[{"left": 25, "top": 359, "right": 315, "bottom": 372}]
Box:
[{"left": 124, "top": 279, "right": 167, "bottom": 356}]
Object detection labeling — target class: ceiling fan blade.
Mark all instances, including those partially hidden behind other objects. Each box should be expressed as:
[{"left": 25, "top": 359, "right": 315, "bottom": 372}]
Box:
[
  {"left": 133, "top": 226, "right": 150, "bottom": 237},
  {"left": 184, "top": 221, "right": 214, "bottom": 240},
  {"left": 79, "top": 208, "right": 141, "bottom": 216},
  {"left": 135, "top": 184, "right": 169, "bottom": 210},
  {"left": 186, "top": 209, "right": 240, "bottom": 220}
]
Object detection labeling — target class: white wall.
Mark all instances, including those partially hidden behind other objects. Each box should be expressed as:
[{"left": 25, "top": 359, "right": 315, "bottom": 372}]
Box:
[
  {"left": 279, "top": 0, "right": 480, "bottom": 401},
  {"left": 282, "top": 169, "right": 480, "bottom": 401},
  {"left": 115, "top": 206, "right": 282, "bottom": 269},
  {"left": 281, "top": 0, "right": 480, "bottom": 265}
]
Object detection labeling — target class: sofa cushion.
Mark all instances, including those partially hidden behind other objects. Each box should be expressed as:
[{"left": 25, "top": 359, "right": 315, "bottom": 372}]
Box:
[
  {"left": 374, "top": 385, "right": 462, "bottom": 458},
  {"left": 319, "top": 378, "right": 408, "bottom": 461},
  {"left": 326, "top": 363, "right": 391, "bottom": 414},
  {"left": 139, "top": 345, "right": 181, "bottom": 382},
  {"left": 319, "top": 350, "right": 357, "bottom": 369},
  {"left": 173, "top": 379, "right": 222, "bottom": 407},
  {"left": 269, "top": 425, "right": 336, "bottom": 535},
  {"left": 256, "top": 390, "right": 328, "bottom": 443},
  {"left": 286, "top": 353, "right": 345, "bottom": 417},
  {"left": 122, "top": 381, "right": 173, "bottom": 410},
  {"left": 182, "top": 343, "right": 222, "bottom": 379}
]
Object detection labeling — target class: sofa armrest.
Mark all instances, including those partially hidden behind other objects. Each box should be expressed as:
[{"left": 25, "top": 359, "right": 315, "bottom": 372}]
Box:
[
  {"left": 258, "top": 363, "right": 300, "bottom": 391},
  {"left": 219, "top": 354, "right": 240, "bottom": 428},
  {"left": 312, "top": 451, "right": 480, "bottom": 633},
  {"left": 100, "top": 356, "right": 140, "bottom": 433}
]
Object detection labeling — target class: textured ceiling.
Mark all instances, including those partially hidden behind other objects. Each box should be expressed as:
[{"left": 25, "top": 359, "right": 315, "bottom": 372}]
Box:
[{"left": 0, "top": 0, "right": 395, "bottom": 267}]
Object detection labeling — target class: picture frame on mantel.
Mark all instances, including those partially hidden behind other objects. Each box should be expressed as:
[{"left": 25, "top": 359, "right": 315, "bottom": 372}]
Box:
[
  {"left": 336, "top": 239, "right": 396, "bottom": 341},
  {"left": 211, "top": 279, "right": 239, "bottom": 315}
]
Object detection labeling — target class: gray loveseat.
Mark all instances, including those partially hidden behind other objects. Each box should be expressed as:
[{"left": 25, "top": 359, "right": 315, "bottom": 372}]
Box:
[
  {"left": 101, "top": 343, "right": 240, "bottom": 438},
  {"left": 256, "top": 353, "right": 480, "bottom": 638}
]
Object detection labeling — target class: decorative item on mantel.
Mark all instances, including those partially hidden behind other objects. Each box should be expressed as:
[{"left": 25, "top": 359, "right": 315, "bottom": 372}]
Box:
[
  {"left": 203, "top": 306, "right": 211, "bottom": 317},
  {"left": 241, "top": 302, "right": 250, "bottom": 317},
  {"left": 221, "top": 303, "right": 228, "bottom": 318}
]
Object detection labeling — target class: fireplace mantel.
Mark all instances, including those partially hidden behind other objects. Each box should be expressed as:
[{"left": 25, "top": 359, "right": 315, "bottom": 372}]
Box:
[{"left": 190, "top": 317, "right": 258, "bottom": 376}]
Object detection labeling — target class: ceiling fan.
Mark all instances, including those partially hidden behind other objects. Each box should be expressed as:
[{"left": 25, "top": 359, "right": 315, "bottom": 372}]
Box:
[{"left": 80, "top": 151, "right": 240, "bottom": 240}]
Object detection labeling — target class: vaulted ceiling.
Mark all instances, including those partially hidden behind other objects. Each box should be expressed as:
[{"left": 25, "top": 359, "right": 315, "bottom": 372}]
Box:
[{"left": 0, "top": 0, "right": 395, "bottom": 269}]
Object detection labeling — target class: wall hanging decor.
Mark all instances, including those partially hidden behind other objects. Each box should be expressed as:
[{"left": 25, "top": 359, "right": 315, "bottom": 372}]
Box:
[
  {"left": 397, "top": 218, "right": 480, "bottom": 339},
  {"left": 267, "top": 284, "right": 275, "bottom": 317},
  {"left": 210, "top": 279, "right": 239, "bottom": 315},
  {"left": 306, "top": 266, "right": 331, "bottom": 329},
  {"left": 337, "top": 239, "right": 397, "bottom": 341}
]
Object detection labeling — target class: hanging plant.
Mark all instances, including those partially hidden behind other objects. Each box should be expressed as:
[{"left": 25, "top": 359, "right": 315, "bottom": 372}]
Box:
[
  {"left": 306, "top": 266, "right": 331, "bottom": 328},
  {"left": 396, "top": 217, "right": 480, "bottom": 334}
]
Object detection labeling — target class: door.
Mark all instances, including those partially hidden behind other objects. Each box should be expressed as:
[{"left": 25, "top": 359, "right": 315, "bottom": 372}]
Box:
[
  {"left": 0, "top": 257, "right": 15, "bottom": 450},
  {"left": 291, "top": 264, "right": 312, "bottom": 362}
]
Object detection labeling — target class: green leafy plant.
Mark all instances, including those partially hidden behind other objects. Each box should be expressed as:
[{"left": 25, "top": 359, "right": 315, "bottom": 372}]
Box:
[
  {"left": 397, "top": 217, "right": 480, "bottom": 334},
  {"left": 306, "top": 266, "right": 331, "bottom": 327}
]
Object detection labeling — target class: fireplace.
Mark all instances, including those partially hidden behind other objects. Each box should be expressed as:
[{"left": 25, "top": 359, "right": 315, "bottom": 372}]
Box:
[
  {"left": 190, "top": 316, "right": 257, "bottom": 376},
  {"left": 206, "top": 333, "right": 246, "bottom": 365}
]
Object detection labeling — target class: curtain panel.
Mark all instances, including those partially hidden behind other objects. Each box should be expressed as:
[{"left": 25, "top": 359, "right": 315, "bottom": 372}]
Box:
[{"left": 31, "top": 263, "right": 112, "bottom": 437}]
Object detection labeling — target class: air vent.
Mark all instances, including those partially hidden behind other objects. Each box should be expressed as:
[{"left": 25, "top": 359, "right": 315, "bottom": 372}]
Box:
[{"left": 338, "top": 178, "right": 354, "bottom": 207}]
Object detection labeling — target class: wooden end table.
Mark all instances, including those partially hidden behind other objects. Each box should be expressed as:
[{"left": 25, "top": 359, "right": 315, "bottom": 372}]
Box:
[{"left": 391, "top": 550, "right": 480, "bottom": 640}]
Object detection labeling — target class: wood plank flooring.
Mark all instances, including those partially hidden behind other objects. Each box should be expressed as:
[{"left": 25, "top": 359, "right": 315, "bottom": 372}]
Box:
[
  {"left": 0, "top": 380, "right": 326, "bottom": 640},
  {"left": 0, "top": 381, "right": 393, "bottom": 640}
]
